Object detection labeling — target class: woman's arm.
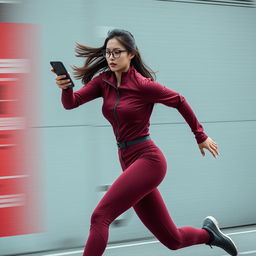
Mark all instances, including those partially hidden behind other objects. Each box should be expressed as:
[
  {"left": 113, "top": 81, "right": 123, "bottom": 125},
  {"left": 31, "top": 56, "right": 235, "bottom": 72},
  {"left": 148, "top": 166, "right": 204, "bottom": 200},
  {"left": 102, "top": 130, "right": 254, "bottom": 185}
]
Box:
[
  {"left": 140, "top": 78, "right": 219, "bottom": 157},
  {"left": 61, "top": 75, "right": 102, "bottom": 110},
  {"left": 141, "top": 79, "right": 207, "bottom": 142}
]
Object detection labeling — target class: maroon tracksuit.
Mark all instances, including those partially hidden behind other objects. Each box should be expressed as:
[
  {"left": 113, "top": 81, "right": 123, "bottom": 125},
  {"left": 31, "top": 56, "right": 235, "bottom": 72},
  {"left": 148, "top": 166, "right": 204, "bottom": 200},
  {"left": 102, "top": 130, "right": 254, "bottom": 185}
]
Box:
[{"left": 61, "top": 66, "right": 210, "bottom": 255}]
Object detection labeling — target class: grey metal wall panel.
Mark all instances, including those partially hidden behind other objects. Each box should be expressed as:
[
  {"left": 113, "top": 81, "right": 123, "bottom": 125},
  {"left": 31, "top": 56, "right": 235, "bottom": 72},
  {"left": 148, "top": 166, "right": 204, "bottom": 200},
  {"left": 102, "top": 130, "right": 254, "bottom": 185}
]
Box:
[{"left": 0, "top": 0, "right": 255, "bottom": 255}]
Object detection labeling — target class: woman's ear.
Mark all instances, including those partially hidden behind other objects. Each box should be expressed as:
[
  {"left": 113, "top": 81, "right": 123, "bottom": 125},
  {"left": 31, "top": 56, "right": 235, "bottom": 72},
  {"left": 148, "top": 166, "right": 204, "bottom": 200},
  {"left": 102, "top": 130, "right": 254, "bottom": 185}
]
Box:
[{"left": 129, "top": 53, "right": 135, "bottom": 60}]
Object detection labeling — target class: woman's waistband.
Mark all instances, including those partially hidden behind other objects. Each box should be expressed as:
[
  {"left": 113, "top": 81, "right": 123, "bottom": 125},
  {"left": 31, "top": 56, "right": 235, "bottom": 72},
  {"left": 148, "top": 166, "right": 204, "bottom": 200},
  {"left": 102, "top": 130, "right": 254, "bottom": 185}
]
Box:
[{"left": 117, "top": 135, "right": 151, "bottom": 149}]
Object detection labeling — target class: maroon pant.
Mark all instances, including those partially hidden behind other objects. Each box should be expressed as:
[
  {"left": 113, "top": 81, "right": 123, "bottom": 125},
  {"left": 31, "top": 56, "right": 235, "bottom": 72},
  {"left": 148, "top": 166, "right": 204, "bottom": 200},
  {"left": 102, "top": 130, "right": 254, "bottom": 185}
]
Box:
[{"left": 83, "top": 140, "right": 209, "bottom": 255}]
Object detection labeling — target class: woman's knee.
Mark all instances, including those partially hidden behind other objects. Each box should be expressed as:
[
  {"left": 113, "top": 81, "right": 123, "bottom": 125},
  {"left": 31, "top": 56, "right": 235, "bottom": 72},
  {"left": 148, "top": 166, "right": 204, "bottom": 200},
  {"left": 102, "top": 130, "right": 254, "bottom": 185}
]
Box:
[
  {"left": 163, "top": 233, "right": 183, "bottom": 250},
  {"left": 91, "top": 210, "right": 103, "bottom": 225},
  {"left": 90, "top": 208, "right": 111, "bottom": 227},
  {"left": 167, "top": 240, "right": 183, "bottom": 250}
]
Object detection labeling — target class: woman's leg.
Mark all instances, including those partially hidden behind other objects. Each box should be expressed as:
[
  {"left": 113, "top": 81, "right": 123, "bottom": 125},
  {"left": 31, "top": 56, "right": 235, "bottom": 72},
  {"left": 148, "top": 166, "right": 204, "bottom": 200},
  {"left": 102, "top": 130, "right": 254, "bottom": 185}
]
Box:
[
  {"left": 133, "top": 188, "right": 210, "bottom": 250},
  {"left": 83, "top": 157, "right": 166, "bottom": 256}
]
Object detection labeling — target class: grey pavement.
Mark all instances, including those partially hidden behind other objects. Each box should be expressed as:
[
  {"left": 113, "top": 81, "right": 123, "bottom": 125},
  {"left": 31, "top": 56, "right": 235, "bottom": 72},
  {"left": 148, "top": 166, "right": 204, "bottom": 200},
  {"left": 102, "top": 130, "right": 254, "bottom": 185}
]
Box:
[{"left": 9, "top": 225, "right": 256, "bottom": 256}]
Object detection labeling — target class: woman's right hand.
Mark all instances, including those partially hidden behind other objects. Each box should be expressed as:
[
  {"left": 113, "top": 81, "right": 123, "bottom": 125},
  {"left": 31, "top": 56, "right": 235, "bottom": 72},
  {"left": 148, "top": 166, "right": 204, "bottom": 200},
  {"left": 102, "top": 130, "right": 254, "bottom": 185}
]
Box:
[{"left": 51, "top": 68, "right": 72, "bottom": 90}]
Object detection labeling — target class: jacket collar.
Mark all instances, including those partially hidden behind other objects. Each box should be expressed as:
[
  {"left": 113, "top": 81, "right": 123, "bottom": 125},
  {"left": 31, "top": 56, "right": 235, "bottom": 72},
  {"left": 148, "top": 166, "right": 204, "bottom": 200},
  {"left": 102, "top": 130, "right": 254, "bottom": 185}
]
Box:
[{"left": 102, "top": 65, "right": 135, "bottom": 89}]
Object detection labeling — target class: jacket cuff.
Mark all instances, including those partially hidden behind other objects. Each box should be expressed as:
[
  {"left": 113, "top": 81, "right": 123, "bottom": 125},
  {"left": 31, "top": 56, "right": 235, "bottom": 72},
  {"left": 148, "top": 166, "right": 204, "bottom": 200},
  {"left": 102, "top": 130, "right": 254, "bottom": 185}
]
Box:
[{"left": 195, "top": 133, "right": 208, "bottom": 144}]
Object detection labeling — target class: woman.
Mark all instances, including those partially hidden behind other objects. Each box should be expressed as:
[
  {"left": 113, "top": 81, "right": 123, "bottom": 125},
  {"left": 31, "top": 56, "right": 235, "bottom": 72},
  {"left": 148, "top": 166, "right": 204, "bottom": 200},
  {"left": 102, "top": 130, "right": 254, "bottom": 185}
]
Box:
[{"left": 51, "top": 29, "right": 238, "bottom": 256}]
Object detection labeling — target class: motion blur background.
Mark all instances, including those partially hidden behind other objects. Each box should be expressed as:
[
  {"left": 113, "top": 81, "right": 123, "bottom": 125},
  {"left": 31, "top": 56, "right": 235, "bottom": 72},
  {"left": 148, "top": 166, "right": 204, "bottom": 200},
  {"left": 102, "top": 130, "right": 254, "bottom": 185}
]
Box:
[{"left": 0, "top": 0, "right": 256, "bottom": 255}]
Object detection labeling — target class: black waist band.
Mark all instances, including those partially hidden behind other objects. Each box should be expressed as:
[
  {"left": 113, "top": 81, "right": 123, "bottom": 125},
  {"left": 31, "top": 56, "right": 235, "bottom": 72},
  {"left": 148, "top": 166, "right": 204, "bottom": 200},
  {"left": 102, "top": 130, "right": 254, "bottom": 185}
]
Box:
[{"left": 117, "top": 136, "right": 151, "bottom": 149}]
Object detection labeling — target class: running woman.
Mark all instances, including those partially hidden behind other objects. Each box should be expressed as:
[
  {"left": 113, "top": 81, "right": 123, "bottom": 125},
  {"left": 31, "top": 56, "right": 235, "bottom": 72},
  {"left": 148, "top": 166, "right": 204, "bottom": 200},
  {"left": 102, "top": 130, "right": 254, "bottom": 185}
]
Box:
[{"left": 51, "top": 29, "right": 238, "bottom": 256}]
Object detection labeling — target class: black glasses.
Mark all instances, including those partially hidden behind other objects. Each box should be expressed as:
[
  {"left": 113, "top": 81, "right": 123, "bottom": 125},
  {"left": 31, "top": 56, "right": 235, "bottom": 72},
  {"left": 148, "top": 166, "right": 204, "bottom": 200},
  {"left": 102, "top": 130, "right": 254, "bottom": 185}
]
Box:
[{"left": 102, "top": 49, "right": 128, "bottom": 59}]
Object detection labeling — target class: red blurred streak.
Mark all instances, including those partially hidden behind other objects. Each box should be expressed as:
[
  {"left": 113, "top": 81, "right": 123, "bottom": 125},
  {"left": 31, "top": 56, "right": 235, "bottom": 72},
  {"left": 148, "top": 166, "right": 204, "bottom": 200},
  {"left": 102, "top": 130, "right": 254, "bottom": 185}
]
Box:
[{"left": 0, "top": 23, "right": 42, "bottom": 237}]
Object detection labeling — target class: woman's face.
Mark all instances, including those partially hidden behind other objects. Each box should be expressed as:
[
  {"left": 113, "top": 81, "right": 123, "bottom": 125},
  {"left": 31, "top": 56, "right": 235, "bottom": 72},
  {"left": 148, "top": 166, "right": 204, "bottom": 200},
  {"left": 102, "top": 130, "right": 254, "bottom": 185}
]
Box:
[{"left": 105, "top": 38, "right": 134, "bottom": 73}]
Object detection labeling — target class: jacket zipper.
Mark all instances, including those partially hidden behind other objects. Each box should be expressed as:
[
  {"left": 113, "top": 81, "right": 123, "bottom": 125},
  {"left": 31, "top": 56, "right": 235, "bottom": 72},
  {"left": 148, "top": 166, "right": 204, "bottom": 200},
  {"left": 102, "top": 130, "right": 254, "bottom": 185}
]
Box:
[
  {"left": 114, "top": 90, "right": 121, "bottom": 141},
  {"left": 102, "top": 79, "right": 121, "bottom": 141}
]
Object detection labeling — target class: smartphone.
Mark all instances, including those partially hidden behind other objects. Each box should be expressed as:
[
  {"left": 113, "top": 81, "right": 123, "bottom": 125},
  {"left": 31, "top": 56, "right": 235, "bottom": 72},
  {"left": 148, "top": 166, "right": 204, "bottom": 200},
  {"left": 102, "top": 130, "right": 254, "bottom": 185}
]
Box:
[{"left": 50, "top": 61, "right": 75, "bottom": 88}]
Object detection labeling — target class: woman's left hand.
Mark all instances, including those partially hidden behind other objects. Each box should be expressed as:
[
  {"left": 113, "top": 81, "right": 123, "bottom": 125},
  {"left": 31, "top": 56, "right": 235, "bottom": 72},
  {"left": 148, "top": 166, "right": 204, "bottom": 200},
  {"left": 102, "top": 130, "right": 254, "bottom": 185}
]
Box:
[{"left": 198, "top": 137, "right": 219, "bottom": 158}]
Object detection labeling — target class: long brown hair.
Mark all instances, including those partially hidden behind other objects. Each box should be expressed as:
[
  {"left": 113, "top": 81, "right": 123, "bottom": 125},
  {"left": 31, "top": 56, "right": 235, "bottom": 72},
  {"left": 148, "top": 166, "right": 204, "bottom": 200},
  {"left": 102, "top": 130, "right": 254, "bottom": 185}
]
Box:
[{"left": 72, "top": 29, "right": 156, "bottom": 84}]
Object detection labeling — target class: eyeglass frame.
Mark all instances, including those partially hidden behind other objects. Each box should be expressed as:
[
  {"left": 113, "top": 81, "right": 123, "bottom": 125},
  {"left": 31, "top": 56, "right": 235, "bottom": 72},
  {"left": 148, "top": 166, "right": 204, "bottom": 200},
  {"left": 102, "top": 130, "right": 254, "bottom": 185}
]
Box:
[{"left": 102, "top": 49, "right": 129, "bottom": 59}]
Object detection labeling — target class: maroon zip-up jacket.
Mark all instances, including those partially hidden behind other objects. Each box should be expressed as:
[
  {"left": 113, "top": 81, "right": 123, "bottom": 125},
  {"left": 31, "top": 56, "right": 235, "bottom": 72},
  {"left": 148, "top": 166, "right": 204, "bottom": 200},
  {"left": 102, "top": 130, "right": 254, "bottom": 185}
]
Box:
[{"left": 61, "top": 66, "right": 208, "bottom": 144}]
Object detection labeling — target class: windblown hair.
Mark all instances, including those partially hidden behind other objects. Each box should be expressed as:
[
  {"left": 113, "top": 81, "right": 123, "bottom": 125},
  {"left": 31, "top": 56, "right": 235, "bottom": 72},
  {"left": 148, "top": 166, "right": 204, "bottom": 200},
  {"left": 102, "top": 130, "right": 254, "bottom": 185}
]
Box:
[{"left": 72, "top": 29, "right": 156, "bottom": 84}]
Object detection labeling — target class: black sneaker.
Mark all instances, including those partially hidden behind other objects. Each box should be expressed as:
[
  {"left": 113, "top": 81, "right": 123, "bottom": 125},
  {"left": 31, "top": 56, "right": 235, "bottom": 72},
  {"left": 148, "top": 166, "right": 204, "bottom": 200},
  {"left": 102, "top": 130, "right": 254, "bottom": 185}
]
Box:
[{"left": 202, "top": 216, "right": 238, "bottom": 256}]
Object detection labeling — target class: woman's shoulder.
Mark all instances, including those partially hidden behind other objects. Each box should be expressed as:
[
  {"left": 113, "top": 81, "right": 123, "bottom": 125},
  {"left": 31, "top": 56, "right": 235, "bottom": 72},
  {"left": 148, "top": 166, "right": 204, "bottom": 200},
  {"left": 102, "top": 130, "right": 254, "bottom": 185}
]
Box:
[
  {"left": 98, "top": 69, "right": 112, "bottom": 79},
  {"left": 132, "top": 67, "right": 153, "bottom": 84},
  {"left": 87, "top": 70, "right": 111, "bottom": 85}
]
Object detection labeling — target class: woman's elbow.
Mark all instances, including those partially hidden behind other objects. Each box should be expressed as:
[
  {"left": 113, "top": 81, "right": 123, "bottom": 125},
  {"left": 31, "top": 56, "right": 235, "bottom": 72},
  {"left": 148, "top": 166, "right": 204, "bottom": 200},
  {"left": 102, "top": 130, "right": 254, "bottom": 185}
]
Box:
[
  {"left": 174, "top": 94, "right": 186, "bottom": 109},
  {"left": 62, "top": 104, "right": 75, "bottom": 110}
]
